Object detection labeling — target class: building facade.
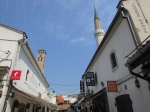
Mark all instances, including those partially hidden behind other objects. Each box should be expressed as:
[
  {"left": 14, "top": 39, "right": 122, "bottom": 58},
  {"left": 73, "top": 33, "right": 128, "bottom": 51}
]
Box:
[
  {"left": 79, "top": 0, "right": 150, "bottom": 112},
  {"left": 0, "top": 23, "right": 57, "bottom": 112}
]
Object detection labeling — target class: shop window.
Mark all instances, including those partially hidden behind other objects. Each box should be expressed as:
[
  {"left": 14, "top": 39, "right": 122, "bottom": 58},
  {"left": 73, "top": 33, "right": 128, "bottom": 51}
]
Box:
[
  {"left": 32, "top": 105, "right": 35, "bottom": 112},
  {"left": 110, "top": 51, "right": 118, "bottom": 70},
  {"left": 12, "top": 100, "right": 19, "bottom": 112},
  {"left": 42, "top": 107, "right": 45, "bottom": 112},
  {"left": 18, "top": 103, "right": 25, "bottom": 112},
  {"left": 25, "top": 103, "right": 30, "bottom": 110}
]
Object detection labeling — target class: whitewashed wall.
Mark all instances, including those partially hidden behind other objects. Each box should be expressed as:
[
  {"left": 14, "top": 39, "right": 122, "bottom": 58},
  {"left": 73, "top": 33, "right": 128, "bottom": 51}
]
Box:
[
  {"left": 0, "top": 24, "right": 50, "bottom": 111},
  {"left": 84, "top": 18, "right": 150, "bottom": 112},
  {"left": 0, "top": 25, "right": 23, "bottom": 111},
  {"left": 13, "top": 47, "right": 48, "bottom": 98},
  {"left": 121, "top": 0, "right": 150, "bottom": 42}
]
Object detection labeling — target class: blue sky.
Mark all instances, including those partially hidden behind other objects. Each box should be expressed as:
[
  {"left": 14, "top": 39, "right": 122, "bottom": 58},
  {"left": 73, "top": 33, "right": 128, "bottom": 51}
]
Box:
[{"left": 0, "top": 0, "right": 119, "bottom": 95}]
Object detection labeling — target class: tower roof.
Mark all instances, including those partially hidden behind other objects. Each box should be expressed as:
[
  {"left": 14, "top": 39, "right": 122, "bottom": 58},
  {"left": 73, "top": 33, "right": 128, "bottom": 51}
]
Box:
[
  {"left": 38, "top": 49, "right": 46, "bottom": 54},
  {"left": 94, "top": 6, "right": 100, "bottom": 20}
]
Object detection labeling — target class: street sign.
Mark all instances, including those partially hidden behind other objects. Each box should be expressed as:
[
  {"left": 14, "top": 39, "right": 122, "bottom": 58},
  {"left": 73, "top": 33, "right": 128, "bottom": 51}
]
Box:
[
  {"left": 80, "top": 80, "right": 84, "bottom": 93},
  {"left": 85, "top": 72, "right": 95, "bottom": 86},
  {"left": 10, "top": 70, "right": 22, "bottom": 80}
]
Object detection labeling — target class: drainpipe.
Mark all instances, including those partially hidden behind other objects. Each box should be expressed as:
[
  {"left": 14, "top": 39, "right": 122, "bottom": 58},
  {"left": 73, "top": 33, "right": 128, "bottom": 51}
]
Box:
[
  {"left": 2, "top": 35, "right": 27, "bottom": 112},
  {"left": 120, "top": 6, "right": 146, "bottom": 81}
]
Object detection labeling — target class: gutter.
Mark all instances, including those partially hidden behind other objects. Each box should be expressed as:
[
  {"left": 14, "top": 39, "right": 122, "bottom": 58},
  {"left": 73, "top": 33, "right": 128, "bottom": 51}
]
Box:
[
  {"left": 25, "top": 42, "right": 49, "bottom": 87},
  {"left": 125, "top": 35, "right": 150, "bottom": 66},
  {"left": 120, "top": 6, "right": 140, "bottom": 50}
]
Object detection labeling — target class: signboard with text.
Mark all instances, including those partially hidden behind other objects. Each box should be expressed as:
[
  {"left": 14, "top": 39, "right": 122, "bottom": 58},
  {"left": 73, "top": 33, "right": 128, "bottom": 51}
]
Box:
[
  {"left": 80, "top": 80, "right": 84, "bottom": 93},
  {"left": 10, "top": 70, "right": 22, "bottom": 80},
  {"left": 85, "top": 72, "right": 95, "bottom": 86}
]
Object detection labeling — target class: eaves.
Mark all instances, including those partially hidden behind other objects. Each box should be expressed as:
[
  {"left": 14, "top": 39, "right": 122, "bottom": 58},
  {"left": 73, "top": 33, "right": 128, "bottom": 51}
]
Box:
[
  {"left": 0, "top": 23, "right": 24, "bottom": 35},
  {"left": 22, "top": 41, "right": 49, "bottom": 87}
]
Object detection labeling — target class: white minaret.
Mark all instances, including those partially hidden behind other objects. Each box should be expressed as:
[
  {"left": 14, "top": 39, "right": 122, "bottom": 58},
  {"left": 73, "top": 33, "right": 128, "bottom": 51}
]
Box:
[{"left": 94, "top": 7, "right": 105, "bottom": 47}]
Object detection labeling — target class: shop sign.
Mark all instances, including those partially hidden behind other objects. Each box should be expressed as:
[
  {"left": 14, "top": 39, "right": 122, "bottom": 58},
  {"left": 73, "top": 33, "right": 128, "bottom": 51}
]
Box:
[
  {"left": 85, "top": 72, "right": 95, "bottom": 86},
  {"left": 80, "top": 80, "right": 84, "bottom": 93},
  {"left": 10, "top": 70, "right": 22, "bottom": 80},
  {"left": 107, "top": 81, "right": 118, "bottom": 92}
]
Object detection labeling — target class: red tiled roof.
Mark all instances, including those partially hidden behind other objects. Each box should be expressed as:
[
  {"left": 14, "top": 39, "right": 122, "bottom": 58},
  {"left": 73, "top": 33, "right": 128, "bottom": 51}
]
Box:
[{"left": 56, "top": 96, "right": 64, "bottom": 103}]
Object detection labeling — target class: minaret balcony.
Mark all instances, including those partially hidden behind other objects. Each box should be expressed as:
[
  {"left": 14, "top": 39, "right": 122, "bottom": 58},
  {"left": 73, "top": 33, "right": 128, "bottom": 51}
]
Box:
[{"left": 94, "top": 29, "right": 105, "bottom": 36}]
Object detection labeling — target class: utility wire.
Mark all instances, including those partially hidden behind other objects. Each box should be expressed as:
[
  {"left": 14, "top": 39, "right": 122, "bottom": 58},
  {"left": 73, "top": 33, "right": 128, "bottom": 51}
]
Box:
[
  {"left": 60, "top": 88, "right": 80, "bottom": 95},
  {"left": 49, "top": 83, "right": 79, "bottom": 86}
]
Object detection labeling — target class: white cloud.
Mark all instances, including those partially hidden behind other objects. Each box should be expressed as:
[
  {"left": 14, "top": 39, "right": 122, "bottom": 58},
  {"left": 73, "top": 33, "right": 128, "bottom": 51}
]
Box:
[
  {"left": 71, "top": 37, "right": 86, "bottom": 43},
  {"left": 70, "top": 37, "right": 94, "bottom": 46}
]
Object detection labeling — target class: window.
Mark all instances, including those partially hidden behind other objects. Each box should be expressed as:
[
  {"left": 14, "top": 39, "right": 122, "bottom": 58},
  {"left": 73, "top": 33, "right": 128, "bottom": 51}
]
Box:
[
  {"left": 38, "top": 57, "right": 40, "bottom": 61},
  {"left": 40, "top": 57, "right": 43, "bottom": 61},
  {"left": 25, "top": 69, "right": 29, "bottom": 81},
  {"left": 38, "top": 55, "right": 43, "bottom": 61},
  {"left": 110, "top": 51, "right": 118, "bottom": 70}
]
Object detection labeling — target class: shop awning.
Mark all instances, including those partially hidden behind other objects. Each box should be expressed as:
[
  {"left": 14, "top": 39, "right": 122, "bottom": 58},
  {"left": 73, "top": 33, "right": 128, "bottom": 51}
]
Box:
[
  {"left": 91, "top": 88, "right": 106, "bottom": 100},
  {"left": 125, "top": 36, "right": 150, "bottom": 81},
  {"left": 74, "top": 103, "right": 81, "bottom": 108},
  {"left": 0, "top": 66, "right": 9, "bottom": 75},
  {"left": 12, "top": 86, "right": 56, "bottom": 110},
  {"left": 83, "top": 88, "right": 106, "bottom": 103}
]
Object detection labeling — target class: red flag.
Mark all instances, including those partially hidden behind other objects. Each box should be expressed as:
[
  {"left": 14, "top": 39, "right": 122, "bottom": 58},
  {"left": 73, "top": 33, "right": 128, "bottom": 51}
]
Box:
[{"left": 10, "top": 70, "right": 22, "bottom": 80}]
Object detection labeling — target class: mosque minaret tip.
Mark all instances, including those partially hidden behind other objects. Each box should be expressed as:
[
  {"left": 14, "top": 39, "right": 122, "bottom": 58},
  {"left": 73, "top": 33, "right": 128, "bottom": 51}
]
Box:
[{"left": 94, "top": 7, "right": 105, "bottom": 47}]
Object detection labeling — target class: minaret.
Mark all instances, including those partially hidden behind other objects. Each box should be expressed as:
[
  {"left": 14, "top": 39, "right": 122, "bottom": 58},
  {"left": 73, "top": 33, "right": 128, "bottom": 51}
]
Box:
[
  {"left": 94, "top": 7, "right": 105, "bottom": 47},
  {"left": 37, "top": 49, "right": 46, "bottom": 74}
]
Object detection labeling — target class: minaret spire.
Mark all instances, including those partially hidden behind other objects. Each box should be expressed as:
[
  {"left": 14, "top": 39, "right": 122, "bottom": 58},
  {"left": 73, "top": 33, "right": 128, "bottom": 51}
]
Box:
[
  {"left": 94, "top": 6, "right": 105, "bottom": 47},
  {"left": 94, "top": 6, "right": 100, "bottom": 20}
]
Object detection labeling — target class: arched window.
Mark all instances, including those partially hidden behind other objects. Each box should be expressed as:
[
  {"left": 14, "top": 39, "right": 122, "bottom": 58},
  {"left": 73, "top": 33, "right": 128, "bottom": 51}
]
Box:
[
  {"left": 38, "top": 55, "right": 42, "bottom": 61},
  {"left": 40, "top": 57, "right": 43, "bottom": 61},
  {"left": 110, "top": 52, "right": 118, "bottom": 69},
  {"left": 25, "top": 69, "right": 29, "bottom": 81}
]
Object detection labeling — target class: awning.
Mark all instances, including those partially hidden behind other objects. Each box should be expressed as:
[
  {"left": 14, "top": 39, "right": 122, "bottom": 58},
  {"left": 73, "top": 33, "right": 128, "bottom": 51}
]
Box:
[
  {"left": 91, "top": 88, "right": 106, "bottom": 100},
  {"left": 74, "top": 103, "right": 81, "bottom": 108},
  {"left": 125, "top": 36, "right": 150, "bottom": 81},
  {"left": 12, "top": 86, "right": 56, "bottom": 110},
  {"left": 83, "top": 88, "right": 106, "bottom": 103},
  {"left": 0, "top": 66, "right": 9, "bottom": 75},
  {"left": 125, "top": 40, "right": 150, "bottom": 69}
]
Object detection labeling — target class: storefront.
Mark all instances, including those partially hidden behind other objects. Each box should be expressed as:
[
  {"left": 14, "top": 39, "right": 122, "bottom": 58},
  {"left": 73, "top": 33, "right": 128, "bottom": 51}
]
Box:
[
  {"left": 81, "top": 88, "right": 109, "bottom": 112},
  {"left": 91, "top": 88, "right": 109, "bottom": 112},
  {"left": 7, "top": 86, "right": 55, "bottom": 112}
]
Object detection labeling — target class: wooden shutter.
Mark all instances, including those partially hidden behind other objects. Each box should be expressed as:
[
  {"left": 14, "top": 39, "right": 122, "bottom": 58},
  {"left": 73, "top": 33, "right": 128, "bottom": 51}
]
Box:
[{"left": 115, "top": 94, "right": 133, "bottom": 112}]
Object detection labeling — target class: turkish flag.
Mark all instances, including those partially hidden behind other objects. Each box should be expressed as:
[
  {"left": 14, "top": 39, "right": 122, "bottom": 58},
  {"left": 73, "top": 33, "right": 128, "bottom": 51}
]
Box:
[{"left": 10, "top": 70, "right": 22, "bottom": 80}]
